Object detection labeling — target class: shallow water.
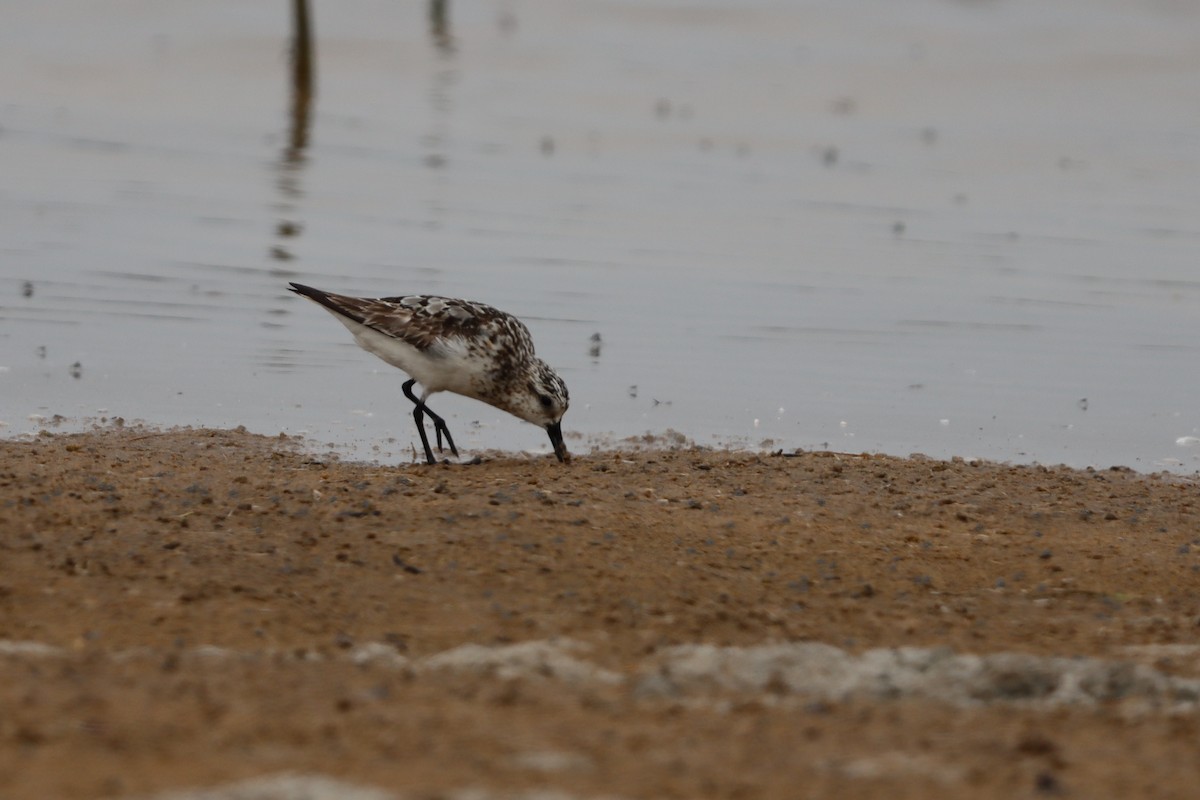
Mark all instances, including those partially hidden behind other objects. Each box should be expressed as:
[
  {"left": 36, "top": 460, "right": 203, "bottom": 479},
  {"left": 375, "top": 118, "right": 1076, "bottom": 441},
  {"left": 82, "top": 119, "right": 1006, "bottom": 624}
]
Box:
[{"left": 2, "top": 0, "right": 1199, "bottom": 472}]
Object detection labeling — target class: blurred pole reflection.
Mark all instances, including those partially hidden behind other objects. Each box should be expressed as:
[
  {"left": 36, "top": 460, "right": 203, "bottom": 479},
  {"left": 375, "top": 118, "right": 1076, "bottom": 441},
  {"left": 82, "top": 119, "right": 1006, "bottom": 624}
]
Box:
[
  {"left": 287, "top": 0, "right": 315, "bottom": 164},
  {"left": 424, "top": 0, "right": 458, "bottom": 214},
  {"left": 272, "top": 0, "right": 316, "bottom": 267},
  {"left": 429, "top": 0, "right": 454, "bottom": 54}
]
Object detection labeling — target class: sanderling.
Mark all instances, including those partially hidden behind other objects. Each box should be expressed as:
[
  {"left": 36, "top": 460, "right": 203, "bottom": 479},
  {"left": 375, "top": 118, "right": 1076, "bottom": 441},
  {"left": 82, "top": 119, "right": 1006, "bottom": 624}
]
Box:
[{"left": 288, "top": 282, "right": 570, "bottom": 464}]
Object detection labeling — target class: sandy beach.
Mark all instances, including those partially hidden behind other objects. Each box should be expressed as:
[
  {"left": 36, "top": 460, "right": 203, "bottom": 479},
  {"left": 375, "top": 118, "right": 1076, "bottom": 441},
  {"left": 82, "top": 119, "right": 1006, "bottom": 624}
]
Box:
[{"left": 2, "top": 426, "right": 1198, "bottom": 798}]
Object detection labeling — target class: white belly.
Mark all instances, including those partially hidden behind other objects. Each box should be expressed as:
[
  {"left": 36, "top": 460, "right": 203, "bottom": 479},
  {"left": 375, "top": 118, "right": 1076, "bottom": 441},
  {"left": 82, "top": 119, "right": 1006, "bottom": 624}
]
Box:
[{"left": 333, "top": 315, "right": 479, "bottom": 397}]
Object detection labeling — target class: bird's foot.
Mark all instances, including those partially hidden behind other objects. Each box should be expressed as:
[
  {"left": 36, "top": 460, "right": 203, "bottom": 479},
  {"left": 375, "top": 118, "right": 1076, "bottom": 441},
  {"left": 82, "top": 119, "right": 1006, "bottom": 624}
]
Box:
[{"left": 427, "top": 412, "right": 458, "bottom": 458}]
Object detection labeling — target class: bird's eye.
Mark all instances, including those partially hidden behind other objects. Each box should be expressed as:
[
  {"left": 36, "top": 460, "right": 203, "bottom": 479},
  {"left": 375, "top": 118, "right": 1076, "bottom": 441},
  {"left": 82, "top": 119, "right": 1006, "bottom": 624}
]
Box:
[{"left": 538, "top": 394, "right": 553, "bottom": 408}]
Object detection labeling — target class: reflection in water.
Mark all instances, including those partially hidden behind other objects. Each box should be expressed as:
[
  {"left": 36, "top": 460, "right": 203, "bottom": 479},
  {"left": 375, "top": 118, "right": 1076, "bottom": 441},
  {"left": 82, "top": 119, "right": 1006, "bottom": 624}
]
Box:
[
  {"left": 261, "top": 0, "right": 315, "bottom": 374},
  {"left": 429, "top": 0, "right": 454, "bottom": 54},
  {"left": 273, "top": 0, "right": 315, "bottom": 262},
  {"left": 424, "top": 0, "right": 458, "bottom": 221},
  {"left": 285, "top": 0, "right": 315, "bottom": 167}
]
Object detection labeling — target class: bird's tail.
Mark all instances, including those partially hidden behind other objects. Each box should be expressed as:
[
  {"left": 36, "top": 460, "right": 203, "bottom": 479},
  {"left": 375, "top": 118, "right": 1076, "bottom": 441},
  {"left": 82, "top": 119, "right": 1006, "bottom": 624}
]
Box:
[{"left": 287, "top": 282, "right": 368, "bottom": 325}]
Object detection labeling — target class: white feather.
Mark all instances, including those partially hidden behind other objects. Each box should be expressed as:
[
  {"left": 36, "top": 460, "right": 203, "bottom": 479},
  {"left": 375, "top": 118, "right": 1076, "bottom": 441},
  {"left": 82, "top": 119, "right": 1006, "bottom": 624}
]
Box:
[{"left": 327, "top": 313, "right": 478, "bottom": 398}]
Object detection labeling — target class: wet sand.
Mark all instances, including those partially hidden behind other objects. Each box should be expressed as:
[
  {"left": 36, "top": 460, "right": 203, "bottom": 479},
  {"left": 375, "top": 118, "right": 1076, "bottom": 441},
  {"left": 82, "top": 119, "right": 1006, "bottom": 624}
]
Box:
[{"left": 2, "top": 427, "right": 1199, "bottom": 799}]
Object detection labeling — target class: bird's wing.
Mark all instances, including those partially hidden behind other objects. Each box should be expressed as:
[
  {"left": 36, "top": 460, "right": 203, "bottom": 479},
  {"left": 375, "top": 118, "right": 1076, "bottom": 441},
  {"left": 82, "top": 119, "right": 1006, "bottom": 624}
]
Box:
[{"left": 290, "top": 283, "right": 534, "bottom": 358}]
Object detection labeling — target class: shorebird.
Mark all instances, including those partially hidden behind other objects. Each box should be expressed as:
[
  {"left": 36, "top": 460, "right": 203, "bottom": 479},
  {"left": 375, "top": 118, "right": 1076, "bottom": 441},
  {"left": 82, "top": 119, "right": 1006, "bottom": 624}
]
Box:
[{"left": 288, "top": 282, "right": 569, "bottom": 464}]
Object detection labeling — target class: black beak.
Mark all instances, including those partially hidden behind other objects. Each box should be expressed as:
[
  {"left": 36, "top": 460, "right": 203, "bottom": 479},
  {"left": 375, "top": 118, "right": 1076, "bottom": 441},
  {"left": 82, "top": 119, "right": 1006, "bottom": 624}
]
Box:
[{"left": 546, "top": 420, "right": 569, "bottom": 463}]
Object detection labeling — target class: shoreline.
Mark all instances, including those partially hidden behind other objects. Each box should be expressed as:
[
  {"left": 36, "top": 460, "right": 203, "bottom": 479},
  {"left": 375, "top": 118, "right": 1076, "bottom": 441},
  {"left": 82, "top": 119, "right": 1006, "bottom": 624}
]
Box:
[{"left": 5, "top": 418, "right": 1199, "bottom": 478}]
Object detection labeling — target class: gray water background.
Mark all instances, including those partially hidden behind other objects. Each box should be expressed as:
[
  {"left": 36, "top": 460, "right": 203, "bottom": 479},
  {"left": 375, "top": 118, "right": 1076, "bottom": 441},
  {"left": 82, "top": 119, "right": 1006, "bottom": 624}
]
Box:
[{"left": 2, "top": 0, "right": 1199, "bottom": 472}]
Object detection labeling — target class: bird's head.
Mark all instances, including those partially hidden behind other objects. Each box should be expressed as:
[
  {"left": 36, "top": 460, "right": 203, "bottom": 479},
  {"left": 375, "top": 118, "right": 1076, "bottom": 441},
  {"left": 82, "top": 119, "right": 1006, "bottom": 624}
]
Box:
[{"left": 507, "top": 359, "right": 570, "bottom": 462}]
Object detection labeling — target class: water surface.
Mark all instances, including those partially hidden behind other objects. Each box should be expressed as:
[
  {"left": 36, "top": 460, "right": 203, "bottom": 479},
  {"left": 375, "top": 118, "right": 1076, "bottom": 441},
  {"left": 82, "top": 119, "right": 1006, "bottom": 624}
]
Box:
[{"left": 2, "top": 0, "right": 1198, "bottom": 471}]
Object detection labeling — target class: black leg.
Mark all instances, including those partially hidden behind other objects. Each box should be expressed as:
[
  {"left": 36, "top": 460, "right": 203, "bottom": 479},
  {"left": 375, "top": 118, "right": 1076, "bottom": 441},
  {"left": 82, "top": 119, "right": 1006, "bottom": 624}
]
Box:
[
  {"left": 402, "top": 380, "right": 436, "bottom": 464},
  {"left": 423, "top": 404, "right": 458, "bottom": 458},
  {"left": 401, "top": 379, "right": 458, "bottom": 463}
]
